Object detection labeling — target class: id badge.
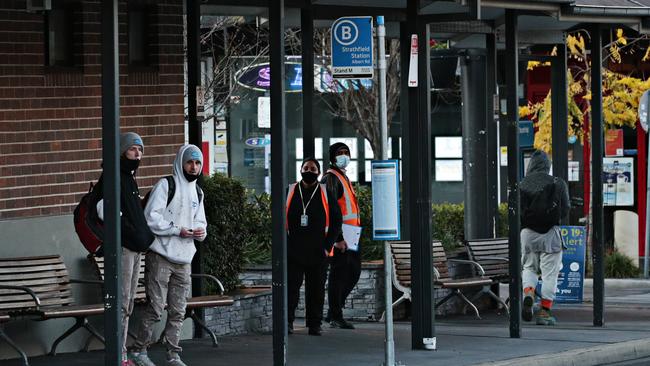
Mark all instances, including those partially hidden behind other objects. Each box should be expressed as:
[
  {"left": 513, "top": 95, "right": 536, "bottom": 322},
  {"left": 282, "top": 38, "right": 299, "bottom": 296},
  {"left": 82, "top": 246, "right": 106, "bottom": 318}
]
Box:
[{"left": 300, "top": 214, "right": 308, "bottom": 227}]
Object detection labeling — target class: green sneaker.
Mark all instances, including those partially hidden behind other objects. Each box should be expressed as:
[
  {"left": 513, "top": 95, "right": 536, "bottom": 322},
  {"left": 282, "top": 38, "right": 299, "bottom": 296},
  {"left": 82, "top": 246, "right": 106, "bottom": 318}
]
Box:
[
  {"left": 522, "top": 293, "right": 534, "bottom": 322},
  {"left": 535, "top": 308, "right": 557, "bottom": 326}
]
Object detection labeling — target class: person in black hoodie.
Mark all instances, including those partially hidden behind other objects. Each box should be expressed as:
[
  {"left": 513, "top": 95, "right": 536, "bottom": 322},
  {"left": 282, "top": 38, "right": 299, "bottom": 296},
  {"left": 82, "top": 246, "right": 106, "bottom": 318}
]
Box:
[
  {"left": 519, "top": 150, "right": 569, "bottom": 326},
  {"left": 286, "top": 158, "right": 341, "bottom": 336},
  {"left": 96, "top": 132, "right": 154, "bottom": 365}
]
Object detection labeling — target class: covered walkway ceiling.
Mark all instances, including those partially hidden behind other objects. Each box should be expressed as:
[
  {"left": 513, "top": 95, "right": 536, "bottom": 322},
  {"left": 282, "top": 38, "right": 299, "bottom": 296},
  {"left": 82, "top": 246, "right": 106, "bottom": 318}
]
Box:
[{"left": 202, "top": 0, "right": 650, "bottom": 48}]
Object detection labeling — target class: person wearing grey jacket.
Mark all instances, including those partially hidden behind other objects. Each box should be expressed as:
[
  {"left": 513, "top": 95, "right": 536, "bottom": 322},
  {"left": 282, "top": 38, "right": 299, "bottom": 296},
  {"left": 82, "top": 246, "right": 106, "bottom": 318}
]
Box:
[
  {"left": 130, "top": 145, "right": 207, "bottom": 366},
  {"left": 519, "top": 150, "right": 570, "bottom": 326}
]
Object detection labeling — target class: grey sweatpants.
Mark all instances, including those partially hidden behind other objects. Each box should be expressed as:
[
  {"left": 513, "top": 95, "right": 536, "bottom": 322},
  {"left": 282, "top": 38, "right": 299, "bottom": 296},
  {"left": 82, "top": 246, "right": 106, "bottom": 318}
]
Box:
[
  {"left": 521, "top": 249, "right": 563, "bottom": 301},
  {"left": 121, "top": 247, "right": 142, "bottom": 355},
  {"left": 133, "top": 252, "right": 191, "bottom": 358}
]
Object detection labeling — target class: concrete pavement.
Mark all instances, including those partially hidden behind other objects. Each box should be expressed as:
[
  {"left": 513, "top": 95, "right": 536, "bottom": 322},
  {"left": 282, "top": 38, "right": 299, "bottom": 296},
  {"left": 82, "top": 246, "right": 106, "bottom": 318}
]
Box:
[{"left": 4, "top": 278, "right": 650, "bottom": 366}]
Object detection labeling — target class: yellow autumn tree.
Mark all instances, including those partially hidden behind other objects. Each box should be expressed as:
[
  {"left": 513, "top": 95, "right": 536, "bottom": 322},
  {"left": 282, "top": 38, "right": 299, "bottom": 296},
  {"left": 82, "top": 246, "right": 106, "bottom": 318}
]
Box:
[{"left": 521, "top": 28, "right": 650, "bottom": 154}]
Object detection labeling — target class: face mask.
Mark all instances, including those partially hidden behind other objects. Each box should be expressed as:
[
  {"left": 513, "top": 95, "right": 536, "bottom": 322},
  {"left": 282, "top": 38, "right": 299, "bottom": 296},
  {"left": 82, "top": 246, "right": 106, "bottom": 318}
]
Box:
[
  {"left": 183, "top": 170, "right": 200, "bottom": 182},
  {"left": 301, "top": 171, "right": 319, "bottom": 184},
  {"left": 121, "top": 158, "right": 140, "bottom": 172},
  {"left": 335, "top": 155, "right": 350, "bottom": 169}
]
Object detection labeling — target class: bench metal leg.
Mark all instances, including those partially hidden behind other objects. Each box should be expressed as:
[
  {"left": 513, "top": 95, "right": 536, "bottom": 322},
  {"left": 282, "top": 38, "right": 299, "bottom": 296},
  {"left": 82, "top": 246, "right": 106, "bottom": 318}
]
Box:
[
  {"left": 379, "top": 292, "right": 410, "bottom": 322},
  {"left": 438, "top": 289, "right": 481, "bottom": 319},
  {"left": 0, "top": 326, "right": 29, "bottom": 366},
  {"left": 188, "top": 311, "right": 218, "bottom": 348},
  {"left": 50, "top": 317, "right": 105, "bottom": 356}
]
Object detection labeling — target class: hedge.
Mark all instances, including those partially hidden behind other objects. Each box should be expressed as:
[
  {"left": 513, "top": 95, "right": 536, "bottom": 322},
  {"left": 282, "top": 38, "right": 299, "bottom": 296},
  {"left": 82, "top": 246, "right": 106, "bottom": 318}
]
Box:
[{"left": 201, "top": 175, "right": 511, "bottom": 293}]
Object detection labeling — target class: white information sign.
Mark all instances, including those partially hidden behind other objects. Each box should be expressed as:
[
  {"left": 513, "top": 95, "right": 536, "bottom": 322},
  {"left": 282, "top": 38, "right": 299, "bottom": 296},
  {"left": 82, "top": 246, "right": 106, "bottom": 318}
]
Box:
[
  {"left": 371, "top": 160, "right": 401, "bottom": 241},
  {"left": 257, "top": 97, "right": 270, "bottom": 128}
]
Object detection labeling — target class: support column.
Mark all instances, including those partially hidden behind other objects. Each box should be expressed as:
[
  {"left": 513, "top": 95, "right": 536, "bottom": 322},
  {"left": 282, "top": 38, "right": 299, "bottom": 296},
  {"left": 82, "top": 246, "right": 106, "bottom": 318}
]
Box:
[
  {"left": 301, "top": 3, "right": 315, "bottom": 158},
  {"left": 270, "top": 1, "right": 288, "bottom": 364},
  {"left": 552, "top": 41, "right": 569, "bottom": 226},
  {"left": 461, "top": 50, "right": 490, "bottom": 239},
  {"left": 186, "top": 0, "right": 204, "bottom": 337},
  {"left": 591, "top": 24, "right": 605, "bottom": 327},
  {"left": 408, "top": 4, "right": 435, "bottom": 349},
  {"left": 399, "top": 21, "right": 411, "bottom": 240},
  {"left": 505, "top": 9, "right": 522, "bottom": 339},
  {"left": 101, "top": 0, "right": 121, "bottom": 364},
  {"left": 486, "top": 33, "right": 499, "bottom": 236}
]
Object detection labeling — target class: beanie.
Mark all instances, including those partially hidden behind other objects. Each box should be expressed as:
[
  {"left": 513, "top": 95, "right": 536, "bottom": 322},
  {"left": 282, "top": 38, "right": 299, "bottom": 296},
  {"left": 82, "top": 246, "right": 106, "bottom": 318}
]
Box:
[
  {"left": 329, "top": 142, "right": 350, "bottom": 164},
  {"left": 182, "top": 144, "right": 203, "bottom": 164},
  {"left": 120, "top": 132, "right": 144, "bottom": 155}
]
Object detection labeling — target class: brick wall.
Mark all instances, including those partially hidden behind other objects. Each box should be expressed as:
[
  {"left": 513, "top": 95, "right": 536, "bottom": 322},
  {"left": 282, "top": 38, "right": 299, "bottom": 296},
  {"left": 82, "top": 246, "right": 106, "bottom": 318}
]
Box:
[{"left": 0, "top": 0, "right": 185, "bottom": 220}]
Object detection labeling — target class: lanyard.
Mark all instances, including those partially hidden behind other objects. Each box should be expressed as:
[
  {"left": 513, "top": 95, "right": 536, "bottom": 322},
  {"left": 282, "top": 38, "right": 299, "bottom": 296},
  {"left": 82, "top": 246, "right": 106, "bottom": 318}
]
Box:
[{"left": 298, "top": 183, "right": 319, "bottom": 215}]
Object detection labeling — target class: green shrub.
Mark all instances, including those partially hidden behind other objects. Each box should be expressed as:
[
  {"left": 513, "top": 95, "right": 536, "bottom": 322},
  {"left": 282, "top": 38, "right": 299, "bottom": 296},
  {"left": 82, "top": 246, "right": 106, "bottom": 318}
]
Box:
[
  {"left": 242, "top": 192, "right": 272, "bottom": 265},
  {"left": 432, "top": 203, "right": 465, "bottom": 250},
  {"left": 355, "top": 185, "right": 383, "bottom": 261},
  {"left": 200, "top": 174, "right": 248, "bottom": 293},
  {"left": 605, "top": 250, "right": 641, "bottom": 278}
]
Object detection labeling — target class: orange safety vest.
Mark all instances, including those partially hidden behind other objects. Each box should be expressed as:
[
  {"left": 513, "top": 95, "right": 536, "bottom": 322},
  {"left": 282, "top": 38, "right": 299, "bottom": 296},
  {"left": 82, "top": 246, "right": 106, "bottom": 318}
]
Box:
[
  {"left": 285, "top": 183, "right": 330, "bottom": 236},
  {"left": 327, "top": 169, "right": 361, "bottom": 227}
]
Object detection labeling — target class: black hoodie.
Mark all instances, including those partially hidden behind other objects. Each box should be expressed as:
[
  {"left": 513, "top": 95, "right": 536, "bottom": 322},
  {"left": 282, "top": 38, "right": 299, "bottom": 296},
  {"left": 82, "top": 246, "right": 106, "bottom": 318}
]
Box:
[{"left": 519, "top": 150, "right": 570, "bottom": 230}]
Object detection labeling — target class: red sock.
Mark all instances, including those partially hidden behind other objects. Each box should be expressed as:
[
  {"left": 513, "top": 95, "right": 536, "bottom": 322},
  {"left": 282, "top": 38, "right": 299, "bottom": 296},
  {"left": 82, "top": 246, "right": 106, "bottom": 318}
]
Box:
[
  {"left": 541, "top": 299, "right": 553, "bottom": 310},
  {"left": 524, "top": 287, "right": 535, "bottom": 296}
]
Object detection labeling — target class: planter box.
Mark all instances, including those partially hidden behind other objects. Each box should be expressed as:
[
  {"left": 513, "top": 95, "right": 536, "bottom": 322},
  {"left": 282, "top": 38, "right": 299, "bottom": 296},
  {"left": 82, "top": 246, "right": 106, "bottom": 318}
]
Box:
[{"left": 203, "top": 257, "right": 498, "bottom": 337}]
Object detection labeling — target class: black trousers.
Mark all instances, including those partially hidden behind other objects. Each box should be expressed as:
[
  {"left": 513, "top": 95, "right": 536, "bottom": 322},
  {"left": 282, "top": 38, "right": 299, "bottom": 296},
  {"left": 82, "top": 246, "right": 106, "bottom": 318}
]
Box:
[
  {"left": 287, "top": 257, "right": 328, "bottom": 328},
  {"left": 327, "top": 249, "right": 361, "bottom": 320}
]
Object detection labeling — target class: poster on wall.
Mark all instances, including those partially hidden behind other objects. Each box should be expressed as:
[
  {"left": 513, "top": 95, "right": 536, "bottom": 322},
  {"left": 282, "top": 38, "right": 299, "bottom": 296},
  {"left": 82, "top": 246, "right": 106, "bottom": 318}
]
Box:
[{"left": 603, "top": 157, "right": 634, "bottom": 206}]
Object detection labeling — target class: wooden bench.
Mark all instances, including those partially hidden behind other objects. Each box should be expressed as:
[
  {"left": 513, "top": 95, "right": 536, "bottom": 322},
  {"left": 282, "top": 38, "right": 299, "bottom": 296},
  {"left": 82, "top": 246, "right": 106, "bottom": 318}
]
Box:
[
  {"left": 89, "top": 254, "right": 234, "bottom": 348},
  {"left": 385, "top": 241, "right": 495, "bottom": 320},
  {"left": 0, "top": 255, "right": 105, "bottom": 365},
  {"left": 464, "top": 237, "right": 511, "bottom": 312}
]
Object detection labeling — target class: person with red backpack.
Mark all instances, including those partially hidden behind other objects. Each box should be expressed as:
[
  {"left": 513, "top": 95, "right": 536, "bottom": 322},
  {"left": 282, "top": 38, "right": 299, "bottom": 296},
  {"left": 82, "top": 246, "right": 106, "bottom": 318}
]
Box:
[
  {"left": 95, "top": 132, "right": 154, "bottom": 366},
  {"left": 519, "top": 150, "right": 570, "bottom": 326},
  {"left": 130, "top": 145, "right": 207, "bottom": 366}
]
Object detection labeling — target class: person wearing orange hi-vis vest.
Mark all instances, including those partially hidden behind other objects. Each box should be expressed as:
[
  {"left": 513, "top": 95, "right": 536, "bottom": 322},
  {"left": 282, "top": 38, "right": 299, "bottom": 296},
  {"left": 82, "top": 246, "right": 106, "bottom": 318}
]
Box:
[
  {"left": 322, "top": 142, "right": 361, "bottom": 330},
  {"left": 286, "top": 158, "right": 342, "bottom": 336}
]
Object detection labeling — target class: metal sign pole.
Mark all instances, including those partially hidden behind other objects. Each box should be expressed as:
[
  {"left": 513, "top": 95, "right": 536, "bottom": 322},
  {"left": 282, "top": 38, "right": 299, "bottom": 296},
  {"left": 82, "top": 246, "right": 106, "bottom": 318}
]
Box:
[
  {"left": 636, "top": 89, "right": 649, "bottom": 278},
  {"left": 377, "top": 15, "right": 395, "bottom": 366},
  {"left": 642, "top": 91, "right": 650, "bottom": 278}
]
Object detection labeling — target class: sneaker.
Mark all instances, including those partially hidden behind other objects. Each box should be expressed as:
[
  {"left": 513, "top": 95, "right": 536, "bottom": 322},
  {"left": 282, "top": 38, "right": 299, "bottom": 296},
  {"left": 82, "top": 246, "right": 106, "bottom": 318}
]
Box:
[
  {"left": 165, "top": 355, "right": 187, "bottom": 366},
  {"left": 129, "top": 351, "right": 157, "bottom": 366},
  {"left": 308, "top": 326, "right": 322, "bottom": 336},
  {"left": 535, "top": 308, "right": 557, "bottom": 326},
  {"left": 522, "top": 293, "right": 534, "bottom": 322},
  {"left": 329, "top": 318, "right": 355, "bottom": 329}
]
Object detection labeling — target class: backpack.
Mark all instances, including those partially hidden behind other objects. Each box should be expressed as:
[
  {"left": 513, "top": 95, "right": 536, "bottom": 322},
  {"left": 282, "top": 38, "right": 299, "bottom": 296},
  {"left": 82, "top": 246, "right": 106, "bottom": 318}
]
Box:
[
  {"left": 73, "top": 177, "right": 105, "bottom": 256},
  {"left": 521, "top": 177, "right": 561, "bottom": 234},
  {"left": 142, "top": 175, "right": 203, "bottom": 209}
]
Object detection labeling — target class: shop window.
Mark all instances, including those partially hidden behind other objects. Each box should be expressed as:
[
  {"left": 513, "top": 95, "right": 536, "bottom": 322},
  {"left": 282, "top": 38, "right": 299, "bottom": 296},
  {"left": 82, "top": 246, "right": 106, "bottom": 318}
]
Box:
[
  {"left": 434, "top": 136, "right": 463, "bottom": 182},
  {"left": 45, "top": 3, "right": 74, "bottom": 67},
  {"left": 128, "top": 1, "right": 151, "bottom": 67}
]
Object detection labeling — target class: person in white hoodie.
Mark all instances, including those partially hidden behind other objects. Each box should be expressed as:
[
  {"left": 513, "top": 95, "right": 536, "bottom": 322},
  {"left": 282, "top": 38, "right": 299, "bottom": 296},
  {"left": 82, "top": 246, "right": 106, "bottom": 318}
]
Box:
[{"left": 130, "top": 145, "right": 207, "bottom": 366}]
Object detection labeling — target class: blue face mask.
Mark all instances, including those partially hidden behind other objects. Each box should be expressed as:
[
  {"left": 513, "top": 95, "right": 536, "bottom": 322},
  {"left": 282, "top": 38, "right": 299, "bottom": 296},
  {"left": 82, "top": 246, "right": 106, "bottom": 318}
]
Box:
[{"left": 335, "top": 155, "right": 350, "bottom": 169}]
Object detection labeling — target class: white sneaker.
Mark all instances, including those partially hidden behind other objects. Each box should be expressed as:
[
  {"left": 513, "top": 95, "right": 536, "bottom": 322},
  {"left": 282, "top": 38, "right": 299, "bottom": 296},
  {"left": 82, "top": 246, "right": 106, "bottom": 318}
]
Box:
[
  {"left": 129, "top": 351, "right": 157, "bottom": 366},
  {"left": 165, "top": 355, "right": 187, "bottom": 366}
]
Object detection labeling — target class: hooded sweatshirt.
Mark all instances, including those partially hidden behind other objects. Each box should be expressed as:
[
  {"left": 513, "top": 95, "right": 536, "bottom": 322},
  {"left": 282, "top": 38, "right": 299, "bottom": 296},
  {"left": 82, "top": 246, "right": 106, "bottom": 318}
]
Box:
[
  {"left": 519, "top": 150, "right": 570, "bottom": 253},
  {"left": 144, "top": 145, "right": 207, "bottom": 264}
]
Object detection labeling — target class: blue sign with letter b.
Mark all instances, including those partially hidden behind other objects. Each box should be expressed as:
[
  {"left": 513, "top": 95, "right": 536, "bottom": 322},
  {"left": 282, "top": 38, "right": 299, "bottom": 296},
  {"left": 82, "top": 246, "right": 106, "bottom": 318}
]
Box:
[{"left": 331, "top": 16, "right": 373, "bottom": 79}]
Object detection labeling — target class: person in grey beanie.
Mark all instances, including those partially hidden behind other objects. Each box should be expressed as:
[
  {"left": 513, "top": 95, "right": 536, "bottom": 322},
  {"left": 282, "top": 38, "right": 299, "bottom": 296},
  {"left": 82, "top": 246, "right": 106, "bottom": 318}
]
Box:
[
  {"left": 96, "top": 131, "right": 154, "bottom": 366},
  {"left": 131, "top": 144, "right": 207, "bottom": 366}
]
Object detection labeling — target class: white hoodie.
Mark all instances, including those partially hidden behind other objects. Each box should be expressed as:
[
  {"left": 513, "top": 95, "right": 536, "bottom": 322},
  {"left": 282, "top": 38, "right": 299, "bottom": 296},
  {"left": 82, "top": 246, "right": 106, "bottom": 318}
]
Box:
[{"left": 144, "top": 145, "right": 207, "bottom": 264}]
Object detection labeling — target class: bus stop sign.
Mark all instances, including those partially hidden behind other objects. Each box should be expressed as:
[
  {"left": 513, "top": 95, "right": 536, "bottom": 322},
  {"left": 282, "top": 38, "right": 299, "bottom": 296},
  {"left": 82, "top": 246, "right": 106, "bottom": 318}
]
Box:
[{"left": 331, "top": 16, "right": 373, "bottom": 79}]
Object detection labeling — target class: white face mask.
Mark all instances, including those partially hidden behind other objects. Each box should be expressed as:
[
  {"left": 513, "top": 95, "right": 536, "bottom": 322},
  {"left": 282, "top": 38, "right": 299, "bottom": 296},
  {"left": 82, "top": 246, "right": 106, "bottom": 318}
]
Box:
[{"left": 335, "top": 155, "right": 350, "bottom": 169}]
